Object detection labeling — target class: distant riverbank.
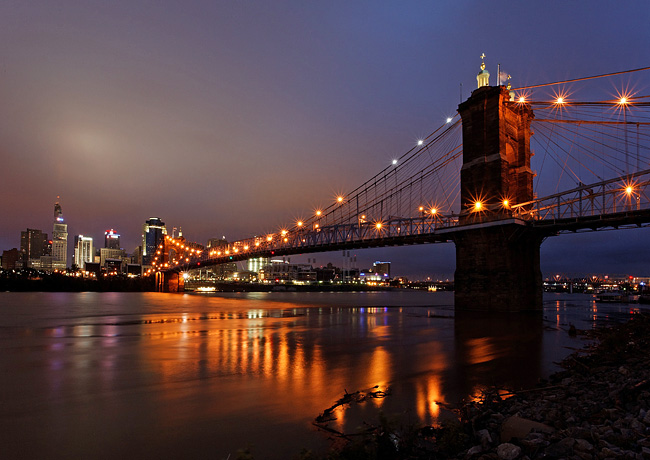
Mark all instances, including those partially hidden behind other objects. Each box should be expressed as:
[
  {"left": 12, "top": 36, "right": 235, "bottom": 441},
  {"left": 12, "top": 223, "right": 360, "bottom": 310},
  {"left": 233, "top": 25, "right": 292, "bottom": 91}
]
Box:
[
  {"left": 0, "top": 271, "right": 154, "bottom": 292},
  {"left": 1, "top": 271, "right": 452, "bottom": 293}
]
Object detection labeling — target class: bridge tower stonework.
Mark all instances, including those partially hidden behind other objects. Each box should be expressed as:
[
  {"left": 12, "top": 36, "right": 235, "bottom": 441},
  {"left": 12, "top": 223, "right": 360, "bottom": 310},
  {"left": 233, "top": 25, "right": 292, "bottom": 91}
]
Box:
[
  {"left": 155, "top": 271, "right": 185, "bottom": 292},
  {"left": 454, "top": 85, "right": 543, "bottom": 311}
]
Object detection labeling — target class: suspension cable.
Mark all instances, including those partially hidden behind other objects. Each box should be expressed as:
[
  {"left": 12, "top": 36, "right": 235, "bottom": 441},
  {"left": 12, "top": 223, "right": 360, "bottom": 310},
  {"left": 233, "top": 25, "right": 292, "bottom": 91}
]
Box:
[{"left": 513, "top": 66, "right": 650, "bottom": 90}]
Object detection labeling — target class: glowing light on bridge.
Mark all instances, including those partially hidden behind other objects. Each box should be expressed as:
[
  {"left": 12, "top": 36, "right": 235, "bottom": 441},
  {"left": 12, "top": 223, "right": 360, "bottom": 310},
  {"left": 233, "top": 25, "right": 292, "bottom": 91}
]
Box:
[
  {"left": 392, "top": 159, "right": 398, "bottom": 165},
  {"left": 446, "top": 117, "right": 453, "bottom": 123},
  {"left": 502, "top": 199, "right": 510, "bottom": 208},
  {"left": 614, "top": 89, "right": 635, "bottom": 107},
  {"left": 315, "top": 210, "right": 322, "bottom": 217},
  {"left": 297, "top": 221, "right": 303, "bottom": 227},
  {"left": 337, "top": 196, "right": 344, "bottom": 203},
  {"left": 430, "top": 208, "right": 437, "bottom": 215},
  {"left": 417, "top": 139, "right": 424, "bottom": 146},
  {"left": 551, "top": 90, "right": 570, "bottom": 106},
  {"left": 518, "top": 96, "right": 526, "bottom": 103},
  {"left": 267, "top": 235, "right": 273, "bottom": 242},
  {"left": 281, "top": 229, "right": 288, "bottom": 237},
  {"left": 473, "top": 201, "right": 483, "bottom": 211},
  {"left": 375, "top": 222, "right": 383, "bottom": 230}
]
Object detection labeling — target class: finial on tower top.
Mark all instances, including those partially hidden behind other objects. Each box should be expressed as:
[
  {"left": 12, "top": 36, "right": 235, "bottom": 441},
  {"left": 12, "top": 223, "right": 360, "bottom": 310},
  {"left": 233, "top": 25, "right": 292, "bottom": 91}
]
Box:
[{"left": 477, "top": 53, "right": 490, "bottom": 88}]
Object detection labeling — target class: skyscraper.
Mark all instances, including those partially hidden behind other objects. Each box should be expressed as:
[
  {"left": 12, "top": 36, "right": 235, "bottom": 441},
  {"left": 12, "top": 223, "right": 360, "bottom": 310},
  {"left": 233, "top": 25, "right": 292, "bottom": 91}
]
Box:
[
  {"left": 20, "top": 228, "right": 49, "bottom": 267},
  {"left": 142, "top": 217, "right": 167, "bottom": 266},
  {"left": 52, "top": 200, "right": 68, "bottom": 270},
  {"left": 104, "top": 229, "right": 121, "bottom": 249},
  {"left": 73, "top": 235, "right": 94, "bottom": 270}
]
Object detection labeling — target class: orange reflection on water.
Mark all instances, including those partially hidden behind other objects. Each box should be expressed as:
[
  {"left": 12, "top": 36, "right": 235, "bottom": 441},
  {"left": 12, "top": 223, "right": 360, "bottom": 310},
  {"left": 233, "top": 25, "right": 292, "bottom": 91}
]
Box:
[
  {"left": 292, "top": 340, "right": 306, "bottom": 385},
  {"left": 466, "top": 337, "right": 496, "bottom": 365},
  {"left": 277, "top": 333, "right": 289, "bottom": 382},
  {"left": 368, "top": 346, "right": 391, "bottom": 386},
  {"left": 251, "top": 328, "right": 261, "bottom": 372},
  {"left": 241, "top": 329, "right": 250, "bottom": 371},
  {"left": 307, "top": 344, "right": 326, "bottom": 397},
  {"left": 263, "top": 331, "right": 273, "bottom": 377},
  {"left": 367, "top": 346, "right": 391, "bottom": 408},
  {"left": 416, "top": 374, "right": 442, "bottom": 421}
]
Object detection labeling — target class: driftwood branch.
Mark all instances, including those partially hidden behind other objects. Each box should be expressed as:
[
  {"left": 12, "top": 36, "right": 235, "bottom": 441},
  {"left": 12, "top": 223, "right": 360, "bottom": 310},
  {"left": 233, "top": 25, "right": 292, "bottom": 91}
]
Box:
[
  {"left": 314, "top": 385, "right": 390, "bottom": 424},
  {"left": 313, "top": 385, "right": 391, "bottom": 438}
]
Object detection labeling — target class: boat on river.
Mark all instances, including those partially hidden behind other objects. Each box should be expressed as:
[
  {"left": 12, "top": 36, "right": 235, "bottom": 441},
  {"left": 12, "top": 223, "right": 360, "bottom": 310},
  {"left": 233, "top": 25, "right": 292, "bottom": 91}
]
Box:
[{"left": 596, "top": 291, "right": 639, "bottom": 303}]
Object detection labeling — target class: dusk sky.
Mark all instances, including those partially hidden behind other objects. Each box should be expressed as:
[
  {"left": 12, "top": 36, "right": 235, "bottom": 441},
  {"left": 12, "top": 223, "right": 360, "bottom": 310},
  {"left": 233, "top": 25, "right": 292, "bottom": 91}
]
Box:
[{"left": 1, "top": 1, "right": 649, "bottom": 279}]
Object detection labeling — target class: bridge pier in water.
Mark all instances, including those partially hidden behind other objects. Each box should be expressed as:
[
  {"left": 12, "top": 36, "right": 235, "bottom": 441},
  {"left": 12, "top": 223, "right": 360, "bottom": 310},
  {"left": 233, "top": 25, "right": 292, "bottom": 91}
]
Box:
[
  {"left": 155, "top": 271, "right": 185, "bottom": 293},
  {"left": 453, "top": 223, "right": 543, "bottom": 311},
  {"left": 454, "top": 85, "right": 542, "bottom": 311}
]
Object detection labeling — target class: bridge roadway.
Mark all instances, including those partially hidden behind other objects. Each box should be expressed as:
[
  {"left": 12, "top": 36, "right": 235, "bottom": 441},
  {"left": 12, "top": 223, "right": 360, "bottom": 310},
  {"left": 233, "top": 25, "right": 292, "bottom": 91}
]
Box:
[
  {"left": 167, "top": 212, "right": 650, "bottom": 274},
  {"left": 162, "top": 169, "right": 650, "bottom": 274}
]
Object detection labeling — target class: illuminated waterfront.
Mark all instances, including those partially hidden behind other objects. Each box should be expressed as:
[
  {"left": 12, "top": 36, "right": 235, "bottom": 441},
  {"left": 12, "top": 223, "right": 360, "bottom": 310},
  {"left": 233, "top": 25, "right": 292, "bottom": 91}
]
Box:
[{"left": 0, "top": 291, "right": 645, "bottom": 459}]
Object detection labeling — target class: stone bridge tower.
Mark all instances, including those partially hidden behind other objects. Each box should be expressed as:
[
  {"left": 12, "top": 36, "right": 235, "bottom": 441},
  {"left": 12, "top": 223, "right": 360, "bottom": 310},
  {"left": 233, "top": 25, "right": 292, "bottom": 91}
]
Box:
[{"left": 453, "top": 60, "right": 542, "bottom": 311}]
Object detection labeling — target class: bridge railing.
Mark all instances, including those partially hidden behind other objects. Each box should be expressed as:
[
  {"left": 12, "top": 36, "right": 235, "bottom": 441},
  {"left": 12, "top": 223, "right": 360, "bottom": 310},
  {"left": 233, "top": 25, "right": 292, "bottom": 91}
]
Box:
[
  {"left": 204, "top": 214, "right": 459, "bottom": 263},
  {"left": 512, "top": 168, "right": 650, "bottom": 222}
]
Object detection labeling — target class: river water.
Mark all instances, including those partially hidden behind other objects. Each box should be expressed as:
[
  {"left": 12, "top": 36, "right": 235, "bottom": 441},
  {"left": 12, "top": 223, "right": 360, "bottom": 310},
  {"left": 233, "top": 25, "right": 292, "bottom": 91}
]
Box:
[{"left": 0, "top": 290, "right": 646, "bottom": 459}]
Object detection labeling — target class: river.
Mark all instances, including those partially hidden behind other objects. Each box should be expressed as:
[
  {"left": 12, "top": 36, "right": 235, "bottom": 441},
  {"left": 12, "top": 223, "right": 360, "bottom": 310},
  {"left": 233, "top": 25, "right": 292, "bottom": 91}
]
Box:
[{"left": 0, "top": 290, "right": 645, "bottom": 459}]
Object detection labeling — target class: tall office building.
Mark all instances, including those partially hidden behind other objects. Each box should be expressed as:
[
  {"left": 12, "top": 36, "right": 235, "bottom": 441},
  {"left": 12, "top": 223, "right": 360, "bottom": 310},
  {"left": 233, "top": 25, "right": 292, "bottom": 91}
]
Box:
[
  {"left": 73, "top": 235, "right": 94, "bottom": 270},
  {"left": 52, "top": 200, "right": 68, "bottom": 270},
  {"left": 20, "top": 228, "right": 49, "bottom": 267},
  {"left": 104, "top": 229, "right": 121, "bottom": 249},
  {"left": 142, "top": 217, "right": 167, "bottom": 265}
]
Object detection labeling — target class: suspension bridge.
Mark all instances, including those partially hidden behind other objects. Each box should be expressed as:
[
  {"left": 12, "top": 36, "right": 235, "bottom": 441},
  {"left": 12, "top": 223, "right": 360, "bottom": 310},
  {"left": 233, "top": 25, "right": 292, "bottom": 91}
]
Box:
[{"left": 154, "top": 63, "right": 650, "bottom": 311}]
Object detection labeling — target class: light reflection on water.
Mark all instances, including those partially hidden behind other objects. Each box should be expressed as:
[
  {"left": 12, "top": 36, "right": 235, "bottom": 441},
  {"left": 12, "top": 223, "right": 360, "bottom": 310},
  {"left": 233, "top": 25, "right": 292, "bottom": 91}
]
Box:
[{"left": 0, "top": 291, "right": 647, "bottom": 459}]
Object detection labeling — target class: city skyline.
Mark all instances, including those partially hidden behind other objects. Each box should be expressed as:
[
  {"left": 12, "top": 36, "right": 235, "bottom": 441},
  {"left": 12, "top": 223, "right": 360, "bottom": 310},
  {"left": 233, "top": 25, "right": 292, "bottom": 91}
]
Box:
[{"left": 1, "top": 2, "right": 649, "bottom": 278}]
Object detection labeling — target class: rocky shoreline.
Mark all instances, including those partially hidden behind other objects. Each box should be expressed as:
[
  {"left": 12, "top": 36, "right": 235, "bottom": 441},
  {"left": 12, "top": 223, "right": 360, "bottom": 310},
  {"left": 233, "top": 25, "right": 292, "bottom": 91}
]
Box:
[
  {"left": 308, "top": 313, "right": 650, "bottom": 460},
  {"left": 447, "top": 312, "right": 650, "bottom": 460},
  {"left": 455, "top": 314, "right": 650, "bottom": 460}
]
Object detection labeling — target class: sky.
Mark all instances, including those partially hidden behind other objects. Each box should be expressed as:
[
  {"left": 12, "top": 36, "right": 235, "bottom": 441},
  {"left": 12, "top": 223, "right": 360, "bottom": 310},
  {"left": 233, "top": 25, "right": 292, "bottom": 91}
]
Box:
[{"left": 1, "top": 1, "right": 649, "bottom": 279}]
